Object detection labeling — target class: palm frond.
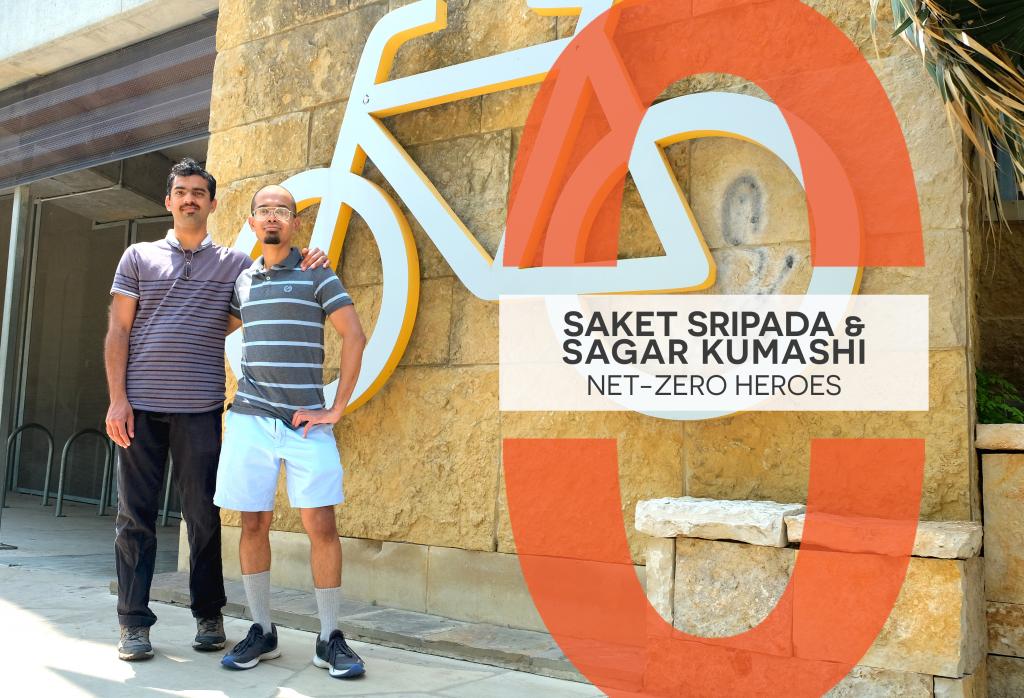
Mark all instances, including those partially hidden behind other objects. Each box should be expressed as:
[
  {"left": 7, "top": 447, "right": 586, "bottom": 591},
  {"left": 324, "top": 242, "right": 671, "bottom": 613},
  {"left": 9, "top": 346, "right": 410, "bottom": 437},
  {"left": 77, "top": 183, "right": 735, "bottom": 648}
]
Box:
[{"left": 870, "top": 0, "right": 1024, "bottom": 224}]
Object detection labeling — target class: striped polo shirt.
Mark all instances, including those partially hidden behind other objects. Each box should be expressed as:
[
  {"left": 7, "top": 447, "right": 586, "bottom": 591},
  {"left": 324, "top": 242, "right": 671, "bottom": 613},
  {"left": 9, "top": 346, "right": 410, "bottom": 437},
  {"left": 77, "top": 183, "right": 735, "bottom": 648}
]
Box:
[
  {"left": 230, "top": 247, "right": 353, "bottom": 425},
  {"left": 110, "top": 230, "right": 253, "bottom": 413}
]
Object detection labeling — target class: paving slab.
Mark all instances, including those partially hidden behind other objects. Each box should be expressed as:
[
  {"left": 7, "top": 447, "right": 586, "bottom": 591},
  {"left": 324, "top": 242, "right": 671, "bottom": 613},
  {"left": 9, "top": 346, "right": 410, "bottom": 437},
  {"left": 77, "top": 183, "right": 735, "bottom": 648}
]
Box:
[
  {"left": 128, "top": 568, "right": 586, "bottom": 682},
  {"left": 0, "top": 494, "right": 600, "bottom": 697}
]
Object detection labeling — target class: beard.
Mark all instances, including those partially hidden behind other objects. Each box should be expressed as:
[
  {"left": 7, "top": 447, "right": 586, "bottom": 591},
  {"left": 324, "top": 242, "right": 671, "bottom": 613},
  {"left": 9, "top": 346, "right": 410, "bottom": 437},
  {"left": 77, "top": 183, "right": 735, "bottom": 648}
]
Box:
[{"left": 263, "top": 232, "right": 281, "bottom": 245}]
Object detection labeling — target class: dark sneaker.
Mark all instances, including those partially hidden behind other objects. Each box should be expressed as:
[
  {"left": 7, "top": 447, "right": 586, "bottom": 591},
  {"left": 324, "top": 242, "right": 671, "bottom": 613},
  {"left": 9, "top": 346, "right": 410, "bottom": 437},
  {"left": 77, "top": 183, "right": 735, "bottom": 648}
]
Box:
[
  {"left": 314, "top": 629, "right": 365, "bottom": 678},
  {"left": 118, "top": 625, "right": 154, "bottom": 661},
  {"left": 221, "top": 623, "right": 279, "bottom": 670},
  {"left": 193, "top": 615, "right": 226, "bottom": 651}
]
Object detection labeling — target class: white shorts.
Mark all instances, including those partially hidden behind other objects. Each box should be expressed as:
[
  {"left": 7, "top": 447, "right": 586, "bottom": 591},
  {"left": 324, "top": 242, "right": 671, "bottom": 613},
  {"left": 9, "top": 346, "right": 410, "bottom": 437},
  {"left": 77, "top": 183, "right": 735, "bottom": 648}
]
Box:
[{"left": 214, "top": 410, "right": 344, "bottom": 512}]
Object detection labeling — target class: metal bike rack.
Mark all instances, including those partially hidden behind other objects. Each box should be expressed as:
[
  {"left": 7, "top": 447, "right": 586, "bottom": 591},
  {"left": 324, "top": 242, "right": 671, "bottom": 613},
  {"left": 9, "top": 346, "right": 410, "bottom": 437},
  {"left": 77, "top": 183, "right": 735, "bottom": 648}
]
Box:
[
  {"left": 55, "top": 429, "right": 114, "bottom": 518},
  {"left": 97, "top": 445, "right": 118, "bottom": 517},
  {"left": 3, "top": 423, "right": 54, "bottom": 508},
  {"left": 161, "top": 456, "right": 174, "bottom": 527}
]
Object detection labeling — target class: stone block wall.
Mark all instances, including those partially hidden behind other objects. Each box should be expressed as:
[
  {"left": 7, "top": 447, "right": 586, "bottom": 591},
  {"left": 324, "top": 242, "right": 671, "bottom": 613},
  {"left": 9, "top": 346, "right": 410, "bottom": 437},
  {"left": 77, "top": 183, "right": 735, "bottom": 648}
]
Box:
[
  {"left": 205, "top": 0, "right": 974, "bottom": 573},
  {"left": 639, "top": 497, "right": 988, "bottom": 696},
  {"left": 981, "top": 449, "right": 1024, "bottom": 696}
]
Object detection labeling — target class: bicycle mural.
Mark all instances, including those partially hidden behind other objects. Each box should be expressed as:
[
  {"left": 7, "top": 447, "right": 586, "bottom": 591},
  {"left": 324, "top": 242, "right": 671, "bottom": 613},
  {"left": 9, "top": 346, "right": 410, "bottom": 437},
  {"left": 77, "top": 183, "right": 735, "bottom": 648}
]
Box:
[{"left": 227, "top": 0, "right": 858, "bottom": 412}]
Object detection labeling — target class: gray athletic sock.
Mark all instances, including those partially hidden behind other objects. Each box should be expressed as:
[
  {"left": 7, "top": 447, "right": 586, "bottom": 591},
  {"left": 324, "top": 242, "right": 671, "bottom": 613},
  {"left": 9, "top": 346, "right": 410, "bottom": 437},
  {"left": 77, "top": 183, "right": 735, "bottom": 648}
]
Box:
[
  {"left": 242, "top": 571, "right": 273, "bottom": 633},
  {"left": 315, "top": 586, "right": 342, "bottom": 641}
]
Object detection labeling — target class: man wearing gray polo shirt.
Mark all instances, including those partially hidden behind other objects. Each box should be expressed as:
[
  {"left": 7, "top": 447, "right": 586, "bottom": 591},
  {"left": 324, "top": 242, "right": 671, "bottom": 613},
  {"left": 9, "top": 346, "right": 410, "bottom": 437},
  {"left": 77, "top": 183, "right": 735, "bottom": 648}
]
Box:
[
  {"left": 214, "top": 185, "right": 367, "bottom": 679},
  {"left": 105, "top": 160, "right": 329, "bottom": 662}
]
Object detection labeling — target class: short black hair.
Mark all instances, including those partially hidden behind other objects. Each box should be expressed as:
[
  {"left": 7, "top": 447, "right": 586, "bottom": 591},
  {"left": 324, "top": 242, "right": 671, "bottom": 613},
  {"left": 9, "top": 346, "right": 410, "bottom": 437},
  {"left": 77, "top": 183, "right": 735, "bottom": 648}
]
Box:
[
  {"left": 166, "top": 158, "right": 217, "bottom": 200},
  {"left": 250, "top": 185, "right": 297, "bottom": 214}
]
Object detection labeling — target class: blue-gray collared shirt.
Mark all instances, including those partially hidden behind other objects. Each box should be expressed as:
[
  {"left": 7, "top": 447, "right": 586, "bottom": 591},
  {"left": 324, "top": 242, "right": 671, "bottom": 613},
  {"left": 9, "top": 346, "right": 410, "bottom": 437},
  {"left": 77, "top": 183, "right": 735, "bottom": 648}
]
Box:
[{"left": 229, "top": 248, "right": 353, "bottom": 424}]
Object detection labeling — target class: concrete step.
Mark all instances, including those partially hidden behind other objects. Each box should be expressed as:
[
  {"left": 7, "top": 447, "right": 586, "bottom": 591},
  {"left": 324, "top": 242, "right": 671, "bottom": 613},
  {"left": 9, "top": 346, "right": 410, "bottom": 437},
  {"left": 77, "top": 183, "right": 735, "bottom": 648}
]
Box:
[{"left": 111, "top": 571, "right": 584, "bottom": 683}]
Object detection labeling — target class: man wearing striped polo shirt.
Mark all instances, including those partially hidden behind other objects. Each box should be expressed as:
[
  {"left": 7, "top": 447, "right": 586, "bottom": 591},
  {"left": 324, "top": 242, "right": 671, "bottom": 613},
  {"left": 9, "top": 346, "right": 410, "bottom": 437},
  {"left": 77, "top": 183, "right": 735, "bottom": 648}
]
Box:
[
  {"left": 213, "top": 185, "right": 367, "bottom": 679},
  {"left": 106, "top": 160, "right": 329, "bottom": 662}
]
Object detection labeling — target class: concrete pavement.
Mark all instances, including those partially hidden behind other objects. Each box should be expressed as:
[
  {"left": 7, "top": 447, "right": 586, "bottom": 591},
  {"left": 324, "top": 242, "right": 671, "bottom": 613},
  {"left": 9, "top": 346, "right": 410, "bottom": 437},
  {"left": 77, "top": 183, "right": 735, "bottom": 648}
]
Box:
[{"left": 0, "top": 495, "right": 604, "bottom": 697}]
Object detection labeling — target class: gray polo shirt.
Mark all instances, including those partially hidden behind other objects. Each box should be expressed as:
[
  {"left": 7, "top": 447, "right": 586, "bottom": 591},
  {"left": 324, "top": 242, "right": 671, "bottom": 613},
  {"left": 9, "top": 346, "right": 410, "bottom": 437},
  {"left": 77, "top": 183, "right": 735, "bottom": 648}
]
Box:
[
  {"left": 110, "top": 231, "right": 253, "bottom": 413},
  {"left": 230, "top": 247, "right": 353, "bottom": 424}
]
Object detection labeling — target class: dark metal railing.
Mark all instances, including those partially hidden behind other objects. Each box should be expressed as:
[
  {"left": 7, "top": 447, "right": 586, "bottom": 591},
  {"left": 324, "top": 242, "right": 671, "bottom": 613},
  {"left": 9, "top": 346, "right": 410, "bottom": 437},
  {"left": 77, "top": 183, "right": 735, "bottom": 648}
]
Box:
[
  {"left": 55, "top": 429, "right": 114, "bottom": 518},
  {"left": 3, "top": 423, "right": 54, "bottom": 508}
]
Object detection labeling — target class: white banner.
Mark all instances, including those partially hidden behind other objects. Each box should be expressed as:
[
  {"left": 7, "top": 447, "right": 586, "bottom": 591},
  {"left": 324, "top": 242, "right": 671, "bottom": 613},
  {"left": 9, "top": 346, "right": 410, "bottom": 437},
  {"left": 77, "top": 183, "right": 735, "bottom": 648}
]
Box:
[{"left": 499, "top": 295, "right": 929, "bottom": 416}]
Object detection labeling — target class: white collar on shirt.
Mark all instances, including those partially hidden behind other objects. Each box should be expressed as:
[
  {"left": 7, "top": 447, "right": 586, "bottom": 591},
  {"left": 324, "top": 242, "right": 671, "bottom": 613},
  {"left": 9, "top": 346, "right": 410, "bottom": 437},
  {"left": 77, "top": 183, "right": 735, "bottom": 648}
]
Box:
[{"left": 164, "top": 229, "right": 213, "bottom": 251}]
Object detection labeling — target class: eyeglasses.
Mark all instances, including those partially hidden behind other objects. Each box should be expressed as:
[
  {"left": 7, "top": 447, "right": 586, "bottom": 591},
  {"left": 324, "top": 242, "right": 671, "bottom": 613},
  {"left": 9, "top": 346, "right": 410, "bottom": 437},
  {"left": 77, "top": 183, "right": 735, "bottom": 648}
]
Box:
[{"left": 253, "top": 206, "right": 296, "bottom": 221}]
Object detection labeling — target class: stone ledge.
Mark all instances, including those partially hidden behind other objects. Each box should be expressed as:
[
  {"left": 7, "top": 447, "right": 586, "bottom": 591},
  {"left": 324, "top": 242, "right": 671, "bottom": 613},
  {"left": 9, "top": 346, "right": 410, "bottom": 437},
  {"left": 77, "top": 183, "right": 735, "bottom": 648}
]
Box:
[
  {"left": 976, "top": 423, "right": 1024, "bottom": 451},
  {"left": 784, "top": 515, "right": 982, "bottom": 559},
  {"left": 111, "top": 571, "right": 584, "bottom": 683},
  {"left": 635, "top": 497, "right": 805, "bottom": 547}
]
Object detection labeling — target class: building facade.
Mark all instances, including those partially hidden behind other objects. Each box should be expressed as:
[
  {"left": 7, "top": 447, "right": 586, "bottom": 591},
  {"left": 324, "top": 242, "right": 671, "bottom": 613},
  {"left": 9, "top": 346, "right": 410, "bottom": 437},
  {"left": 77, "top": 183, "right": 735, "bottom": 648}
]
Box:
[{"left": 2, "top": 0, "right": 1022, "bottom": 694}]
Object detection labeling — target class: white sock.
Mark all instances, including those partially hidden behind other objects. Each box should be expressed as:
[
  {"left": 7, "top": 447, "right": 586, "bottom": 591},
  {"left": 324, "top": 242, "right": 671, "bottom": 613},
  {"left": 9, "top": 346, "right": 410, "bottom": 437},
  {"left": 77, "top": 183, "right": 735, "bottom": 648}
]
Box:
[
  {"left": 242, "top": 571, "right": 272, "bottom": 633},
  {"left": 315, "top": 586, "right": 342, "bottom": 641}
]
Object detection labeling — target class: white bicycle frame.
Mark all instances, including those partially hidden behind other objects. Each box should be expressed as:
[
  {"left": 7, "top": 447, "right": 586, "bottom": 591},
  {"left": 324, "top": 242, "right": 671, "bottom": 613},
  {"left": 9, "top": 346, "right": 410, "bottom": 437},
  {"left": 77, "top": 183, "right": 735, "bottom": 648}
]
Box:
[{"left": 229, "top": 0, "right": 858, "bottom": 412}]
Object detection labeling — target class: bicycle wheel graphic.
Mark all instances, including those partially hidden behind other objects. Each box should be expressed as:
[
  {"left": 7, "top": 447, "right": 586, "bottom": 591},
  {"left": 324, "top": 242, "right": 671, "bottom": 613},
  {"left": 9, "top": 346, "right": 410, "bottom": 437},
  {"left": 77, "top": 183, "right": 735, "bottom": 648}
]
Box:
[{"left": 228, "top": 168, "right": 420, "bottom": 413}]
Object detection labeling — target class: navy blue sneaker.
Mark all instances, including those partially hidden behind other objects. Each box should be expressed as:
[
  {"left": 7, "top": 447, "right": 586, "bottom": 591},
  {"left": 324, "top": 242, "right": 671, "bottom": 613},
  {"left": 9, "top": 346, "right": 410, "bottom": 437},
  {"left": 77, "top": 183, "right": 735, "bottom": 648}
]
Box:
[
  {"left": 221, "top": 623, "right": 279, "bottom": 670},
  {"left": 313, "top": 629, "right": 365, "bottom": 678}
]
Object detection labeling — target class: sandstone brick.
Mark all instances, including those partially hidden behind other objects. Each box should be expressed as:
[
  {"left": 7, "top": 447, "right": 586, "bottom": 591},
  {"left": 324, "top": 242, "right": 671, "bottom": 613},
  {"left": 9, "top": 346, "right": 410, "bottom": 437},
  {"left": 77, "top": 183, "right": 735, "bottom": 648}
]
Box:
[
  {"left": 216, "top": 0, "right": 352, "bottom": 52},
  {"left": 688, "top": 137, "right": 809, "bottom": 250},
  {"left": 496, "top": 411, "right": 685, "bottom": 562},
  {"left": 976, "top": 424, "right": 1024, "bottom": 451},
  {"left": 984, "top": 454, "right": 1024, "bottom": 604},
  {"left": 617, "top": 204, "right": 665, "bottom": 263},
  {"left": 406, "top": 129, "right": 512, "bottom": 257},
  {"left": 399, "top": 276, "right": 453, "bottom": 366},
  {"left": 644, "top": 537, "right": 674, "bottom": 625},
  {"left": 673, "top": 538, "right": 794, "bottom": 657},
  {"left": 825, "top": 666, "right": 932, "bottom": 697},
  {"left": 701, "top": 242, "right": 812, "bottom": 295},
  {"left": 390, "top": 0, "right": 556, "bottom": 79},
  {"left": 482, "top": 84, "right": 540, "bottom": 133},
  {"left": 330, "top": 365, "right": 500, "bottom": 549},
  {"left": 934, "top": 662, "right": 986, "bottom": 698},
  {"left": 426, "top": 545, "right": 545, "bottom": 631},
  {"left": 339, "top": 206, "right": 384, "bottom": 287},
  {"left": 308, "top": 101, "right": 347, "bottom": 168},
  {"left": 659, "top": 74, "right": 769, "bottom": 102},
  {"left": 801, "top": 0, "right": 903, "bottom": 60},
  {"left": 555, "top": 14, "right": 576, "bottom": 40},
  {"left": 210, "top": 3, "right": 388, "bottom": 131},
  {"left": 797, "top": 556, "right": 985, "bottom": 677},
  {"left": 988, "top": 655, "right": 1024, "bottom": 698},
  {"left": 384, "top": 98, "right": 482, "bottom": 147},
  {"left": 785, "top": 515, "right": 982, "bottom": 559},
  {"left": 988, "top": 602, "right": 1024, "bottom": 659},
  {"left": 860, "top": 229, "right": 967, "bottom": 350},
  {"left": 207, "top": 111, "right": 310, "bottom": 184},
  {"left": 357, "top": 160, "right": 456, "bottom": 280},
  {"left": 870, "top": 53, "right": 964, "bottom": 232},
  {"left": 617, "top": 143, "right": 688, "bottom": 262},
  {"left": 684, "top": 348, "right": 971, "bottom": 521},
  {"left": 320, "top": 131, "right": 494, "bottom": 288},
  {"left": 340, "top": 537, "right": 429, "bottom": 612},
  {"left": 449, "top": 282, "right": 497, "bottom": 365},
  {"left": 636, "top": 497, "right": 804, "bottom": 547}
]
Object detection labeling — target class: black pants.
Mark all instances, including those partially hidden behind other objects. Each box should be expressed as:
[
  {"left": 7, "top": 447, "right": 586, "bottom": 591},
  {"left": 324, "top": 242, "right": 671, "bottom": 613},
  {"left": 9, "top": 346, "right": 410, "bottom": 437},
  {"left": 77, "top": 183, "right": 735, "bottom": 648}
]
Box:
[{"left": 115, "top": 408, "right": 226, "bottom": 627}]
